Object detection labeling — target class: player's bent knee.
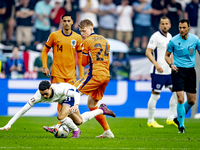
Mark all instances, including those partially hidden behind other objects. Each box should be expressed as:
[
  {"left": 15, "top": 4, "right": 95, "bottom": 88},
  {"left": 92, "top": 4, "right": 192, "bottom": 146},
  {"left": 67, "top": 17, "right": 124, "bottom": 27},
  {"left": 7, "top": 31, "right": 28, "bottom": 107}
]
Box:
[
  {"left": 57, "top": 113, "right": 67, "bottom": 121},
  {"left": 74, "top": 121, "right": 82, "bottom": 126}
]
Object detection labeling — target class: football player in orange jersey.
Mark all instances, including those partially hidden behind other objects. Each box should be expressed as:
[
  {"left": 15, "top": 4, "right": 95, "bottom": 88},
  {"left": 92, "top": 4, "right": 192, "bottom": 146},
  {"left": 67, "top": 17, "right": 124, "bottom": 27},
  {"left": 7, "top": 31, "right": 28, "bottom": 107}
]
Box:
[
  {"left": 42, "top": 14, "right": 84, "bottom": 132},
  {"left": 75, "top": 19, "right": 115, "bottom": 138}
]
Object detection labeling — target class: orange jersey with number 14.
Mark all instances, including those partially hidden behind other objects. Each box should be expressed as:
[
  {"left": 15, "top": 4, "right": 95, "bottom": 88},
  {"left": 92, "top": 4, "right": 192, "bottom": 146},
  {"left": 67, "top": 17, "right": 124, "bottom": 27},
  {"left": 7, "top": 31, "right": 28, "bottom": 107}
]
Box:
[
  {"left": 42, "top": 30, "right": 83, "bottom": 79},
  {"left": 82, "top": 34, "right": 110, "bottom": 77}
]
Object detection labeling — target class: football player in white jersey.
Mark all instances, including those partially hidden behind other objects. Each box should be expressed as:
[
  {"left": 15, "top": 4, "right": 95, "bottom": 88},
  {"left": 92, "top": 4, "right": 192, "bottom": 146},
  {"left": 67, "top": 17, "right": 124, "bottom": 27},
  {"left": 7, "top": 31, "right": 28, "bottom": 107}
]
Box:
[
  {"left": 0, "top": 81, "right": 116, "bottom": 138},
  {"left": 145, "top": 16, "right": 177, "bottom": 128}
]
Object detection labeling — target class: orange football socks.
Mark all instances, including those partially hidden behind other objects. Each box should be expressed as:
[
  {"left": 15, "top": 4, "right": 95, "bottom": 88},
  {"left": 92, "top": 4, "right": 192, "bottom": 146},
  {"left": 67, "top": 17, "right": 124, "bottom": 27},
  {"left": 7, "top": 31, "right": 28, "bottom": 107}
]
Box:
[
  {"left": 89, "top": 106, "right": 110, "bottom": 131},
  {"left": 57, "top": 103, "right": 62, "bottom": 124}
]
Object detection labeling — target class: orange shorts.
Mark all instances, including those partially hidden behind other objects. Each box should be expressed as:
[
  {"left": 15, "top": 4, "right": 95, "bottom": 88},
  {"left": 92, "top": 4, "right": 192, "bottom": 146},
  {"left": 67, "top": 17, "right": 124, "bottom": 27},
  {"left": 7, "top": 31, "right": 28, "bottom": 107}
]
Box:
[
  {"left": 51, "top": 76, "right": 76, "bottom": 85},
  {"left": 75, "top": 75, "right": 110, "bottom": 100}
]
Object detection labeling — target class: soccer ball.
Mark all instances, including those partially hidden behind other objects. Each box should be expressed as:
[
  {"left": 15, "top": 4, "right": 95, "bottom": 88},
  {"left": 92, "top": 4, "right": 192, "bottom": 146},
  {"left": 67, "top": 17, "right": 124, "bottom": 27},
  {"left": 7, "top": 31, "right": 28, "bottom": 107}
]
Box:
[{"left": 54, "top": 124, "right": 70, "bottom": 138}]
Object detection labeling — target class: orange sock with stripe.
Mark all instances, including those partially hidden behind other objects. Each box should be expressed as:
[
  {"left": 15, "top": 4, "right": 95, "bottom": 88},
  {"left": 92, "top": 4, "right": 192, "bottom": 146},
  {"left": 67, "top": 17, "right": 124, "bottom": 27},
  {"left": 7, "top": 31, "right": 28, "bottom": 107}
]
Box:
[
  {"left": 89, "top": 106, "right": 110, "bottom": 131},
  {"left": 57, "top": 103, "right": 62, "bottom": 125}
]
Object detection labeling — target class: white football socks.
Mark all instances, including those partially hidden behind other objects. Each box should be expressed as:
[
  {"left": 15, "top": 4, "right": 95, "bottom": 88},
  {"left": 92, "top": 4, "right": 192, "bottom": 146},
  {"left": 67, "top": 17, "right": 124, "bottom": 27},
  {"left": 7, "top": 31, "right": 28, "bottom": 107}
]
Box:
[
  {"left": 148, "top": 94, "right": 160, "bottom": 123},
  {"left": 167, "top": 92, "right": 177, "bottom": 120},
  {"left": 60, "top": 117, "right": 79, "bottom": 131},
  {"left": 81, "top": 109, "right": 103, "bottom": 124}
]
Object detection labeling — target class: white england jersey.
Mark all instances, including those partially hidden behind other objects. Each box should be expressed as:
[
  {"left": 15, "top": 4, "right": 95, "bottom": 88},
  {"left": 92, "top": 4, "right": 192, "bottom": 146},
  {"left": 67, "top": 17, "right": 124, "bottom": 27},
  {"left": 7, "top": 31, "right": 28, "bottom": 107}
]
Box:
[
  {"left": 28, "top": 83, "right": 77, "bottom": 106},
  {"left": 147, "top": 31, "right": 172, "bottom": 75}
]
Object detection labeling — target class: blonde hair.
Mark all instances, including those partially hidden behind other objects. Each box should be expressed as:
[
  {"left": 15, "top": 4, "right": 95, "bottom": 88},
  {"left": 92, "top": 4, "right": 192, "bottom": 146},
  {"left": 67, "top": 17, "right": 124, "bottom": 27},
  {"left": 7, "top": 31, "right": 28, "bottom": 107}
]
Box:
[{"left": 78, "top": 19, "right": 93, "bottom": 29}]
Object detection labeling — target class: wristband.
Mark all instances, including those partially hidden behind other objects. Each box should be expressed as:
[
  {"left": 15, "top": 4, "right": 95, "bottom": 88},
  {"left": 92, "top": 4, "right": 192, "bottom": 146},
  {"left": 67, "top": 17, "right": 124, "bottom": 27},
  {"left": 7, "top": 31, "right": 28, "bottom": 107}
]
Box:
[{"left": 169, "top": 64, "right": 172, "bottom": 68}]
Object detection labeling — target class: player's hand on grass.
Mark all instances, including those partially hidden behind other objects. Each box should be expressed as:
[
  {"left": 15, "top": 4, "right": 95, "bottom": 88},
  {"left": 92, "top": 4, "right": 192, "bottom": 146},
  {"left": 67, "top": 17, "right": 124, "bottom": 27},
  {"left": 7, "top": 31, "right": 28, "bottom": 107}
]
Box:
[
  {"left": 0, "top": 124, "right": 11, "bottom": 131},
  {"left": 43, "top": 68, "right": 50, "bottom": 77}
]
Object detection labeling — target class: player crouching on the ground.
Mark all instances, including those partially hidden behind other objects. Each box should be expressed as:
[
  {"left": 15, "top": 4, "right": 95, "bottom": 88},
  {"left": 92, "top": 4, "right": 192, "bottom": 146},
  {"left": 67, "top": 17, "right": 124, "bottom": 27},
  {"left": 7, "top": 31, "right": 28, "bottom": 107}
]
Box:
[{"left": 0, "top": 81, "right": 116, "bottom": 138}]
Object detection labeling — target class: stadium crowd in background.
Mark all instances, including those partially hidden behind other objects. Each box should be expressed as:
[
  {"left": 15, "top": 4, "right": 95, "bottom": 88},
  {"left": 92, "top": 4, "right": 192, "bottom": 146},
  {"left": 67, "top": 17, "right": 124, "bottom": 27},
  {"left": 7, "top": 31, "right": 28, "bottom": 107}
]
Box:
[{"left": 0, "top": 0, "right": 199, "bottom": 79}]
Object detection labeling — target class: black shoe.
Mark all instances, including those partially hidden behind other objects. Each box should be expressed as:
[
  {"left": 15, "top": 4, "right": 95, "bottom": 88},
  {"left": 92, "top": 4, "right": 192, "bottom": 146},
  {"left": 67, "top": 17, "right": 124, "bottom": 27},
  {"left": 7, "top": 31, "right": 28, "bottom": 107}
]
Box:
[
  {"left": 173, "top": 117, "right": 179, "bottom": 128},
  {"left": 178, "top": 126, "right": 185, "bottom": 133}
]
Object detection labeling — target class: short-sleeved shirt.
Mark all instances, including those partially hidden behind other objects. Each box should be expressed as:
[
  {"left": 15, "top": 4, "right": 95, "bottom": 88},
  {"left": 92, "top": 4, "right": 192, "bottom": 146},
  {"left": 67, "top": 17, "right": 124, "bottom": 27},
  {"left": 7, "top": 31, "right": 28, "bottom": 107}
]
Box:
[
  {"left": 34, "top": 1, "right": 52, "bottom": 30},
  {"left": 16, "top": 4, "right": 34, "bottom": 26},
  {"left": 64, "top": 0, "right": 80, "bottom": 23},
  {"left": 151, "top": 0, "right": 166, "bottom": 30},
  {"left": 147, "top": 31, "right": 172, "bottom": 75},
  {"left": 82, "top": 33, "right": 110, "bottom": 77},
  {"left": 132, "top": 1, "right": 152, "bottom": 26},
  {"left": 99, "top": 3, "right": 116, "bottom": 29},
  {"left": 43, "top": 30, "right": 82, "bottom": 79},
  {"left": 79, "top": 0, "right": 99, "bottom": 28},
  {"left": 185, "top": 2, "right": 199, "bottom": 27},
  {"left": 28, "top": 83, "right": 77, "bottom": 106},
  {"left": 2, "top": 0, "right": 15, "bottom": 20},
  {"left": 167, "top": 33, "right": 200, "bottom": 68},
  {"left": 116, "top": 5, "right": 133, "bottom": 31}
]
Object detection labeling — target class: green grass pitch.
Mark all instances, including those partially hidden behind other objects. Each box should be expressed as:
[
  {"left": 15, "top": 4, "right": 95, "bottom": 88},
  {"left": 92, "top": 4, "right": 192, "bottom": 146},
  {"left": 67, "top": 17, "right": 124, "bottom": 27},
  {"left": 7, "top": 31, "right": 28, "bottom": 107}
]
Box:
[{"left": 0, "top": 117, "right": 199, "bottom": 150}]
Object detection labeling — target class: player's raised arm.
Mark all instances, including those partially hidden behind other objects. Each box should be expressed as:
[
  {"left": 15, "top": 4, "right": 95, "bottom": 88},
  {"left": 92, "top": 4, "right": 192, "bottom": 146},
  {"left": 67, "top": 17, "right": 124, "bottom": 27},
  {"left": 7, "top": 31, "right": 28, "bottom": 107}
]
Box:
[{"left": 0, "top": 102, "right": 33, "bottom": 131}]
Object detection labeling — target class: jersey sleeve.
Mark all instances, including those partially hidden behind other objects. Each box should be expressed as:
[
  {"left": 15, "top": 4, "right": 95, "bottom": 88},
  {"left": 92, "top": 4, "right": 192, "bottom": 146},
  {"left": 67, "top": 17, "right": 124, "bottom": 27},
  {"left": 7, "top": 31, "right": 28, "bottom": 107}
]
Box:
[
  {"left": 167, "top": 40, "right": 174, "bottom": 53},
  {"left": 28, "top": 90, "right": 41, "bottom": 106},
  {"left": 42, "top": 33, "right": 54, "bottom": 68},
  {"left": 76, "top": 35, "right": 83, "bottom": 52},
  {"left": 76, "top": 36, "right": 84, "bottom": 77},
  {"left": 45, "top": 33, "right": 54, "bottom": 48},
  {"left": 196, "top": 39, "right": 200, "bottom": 51},
  {"left": 82, "top": 40, "right": 90, "bottom": 56},
  {"left": 66, "top": 88, "right": 80, "bottom": 105},
  {"left": 147, "top": 34, "right": 157, "bottom": 50}
]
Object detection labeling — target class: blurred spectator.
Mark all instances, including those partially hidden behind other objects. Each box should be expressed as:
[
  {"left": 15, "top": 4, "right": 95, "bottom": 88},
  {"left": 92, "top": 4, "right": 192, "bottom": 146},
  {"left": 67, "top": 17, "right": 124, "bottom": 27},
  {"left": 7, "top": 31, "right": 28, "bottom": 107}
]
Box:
[
  {"left": 184, "top": 0, "right": 199, "bottom": 36},
  {"left": 2, "top": 0, "right": 16, "bottom": 45},
  {"left": 113, "top": 0, "right": 136, "bottom": 5},
  {"left": 50, "top": 0, "right": 65, "bottom": 32},
  {"left": 63, "top": 0, "right": 80, "bottom": 33},
  {"left": 110, "top": 52, "right": 130, "bottom": 80},
  {"left": 5, "top": 46, "right": 25, "bottom": 79},
  {"left": 15, "top": 0, "right": 34, "bottom": 47},
  {"left": 29, "top": 0, "right": 38, "bottom": 7},
  {"left": 151, "top": 0, "right": 166, "bottom": 32},
  {"left": 0, "top": 53, "right": 6, "bottom": 78},
  {"left": 98, "top": 0, "right": 116, "bottom": 39},
  {"left": 34, "top": 54, "right": 52, "bottom": 79},
  {"left": 164, "top": 0, "right": 182, "bottom": 36},
  {"left": 79, "top": 0, "right": 99, "bottom": 33},
  {"left": 34, "top": 0, "right": 52, "bottom": 46},
  {"left": 132, "top": 0, "right": 152, "bottom": 52},
  {"left": 116, "top": 0, "right": 133, "bottom": 47},
  {"left": 0, "top": 1, "right": 6, "bottom": 44}
]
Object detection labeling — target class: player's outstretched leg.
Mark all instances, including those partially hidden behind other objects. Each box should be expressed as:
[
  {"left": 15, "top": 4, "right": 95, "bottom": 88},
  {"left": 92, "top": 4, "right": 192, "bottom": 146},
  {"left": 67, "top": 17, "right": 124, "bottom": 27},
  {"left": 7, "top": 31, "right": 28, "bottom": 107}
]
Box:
[
  {"left": 178, "top": 126, "right": 185, "bottom": 133},
  {"left": 147, "top": 121, "right": 164, "bottom": 128},
  {"left": 99, "top": 103, "right": 116, "bottom": 117},
  {"left": 95, "top": 104, "right": 115, "bottom": 138},
  {"left": 173, "top": 117, "right": 179, "bottom": 128},
  {"left": 166, "top": 119, "right": 178, "bottom": 127},
  {"left": 71, "top": 127, "right": 81, "bottom": 138},
  {"left": 43, "top": 125, "right": 58, "bottom": 134},
  {"left": 166, "top": 92, "right": 177, "bottom": 127}
]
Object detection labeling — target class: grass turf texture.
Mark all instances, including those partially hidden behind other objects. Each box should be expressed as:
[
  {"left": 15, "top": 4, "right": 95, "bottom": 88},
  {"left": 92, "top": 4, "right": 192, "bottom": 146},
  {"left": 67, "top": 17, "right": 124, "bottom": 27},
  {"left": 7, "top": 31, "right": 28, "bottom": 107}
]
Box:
[{"left": 0, "top": 117, "right": 199, "bottom": 150}]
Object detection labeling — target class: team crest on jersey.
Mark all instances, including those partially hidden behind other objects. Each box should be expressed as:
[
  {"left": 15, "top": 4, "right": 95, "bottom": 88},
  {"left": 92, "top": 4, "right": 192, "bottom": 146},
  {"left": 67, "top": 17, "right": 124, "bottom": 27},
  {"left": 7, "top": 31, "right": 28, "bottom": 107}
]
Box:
[
  {"left": 156, "top": 84, "right": 161, "bottom": 89},
  {"left": 150, "top": 40, "right": 154, "bottom": 44},
  {"left": 71, "top": 40, "right": 77, "bottom": 47},
  {"left": 30, "top": 97, "right": 35, "bottom": 103},
  {"left": 188, "top": 46, "right": 194, "bottom": 54}
]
